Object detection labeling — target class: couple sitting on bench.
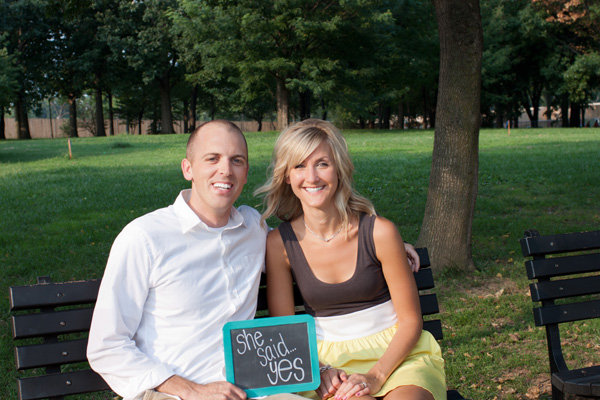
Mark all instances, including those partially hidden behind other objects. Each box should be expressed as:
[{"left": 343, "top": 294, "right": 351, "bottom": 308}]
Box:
[{"left": 87, "top": 119, "right": 446, "bottom": 400}]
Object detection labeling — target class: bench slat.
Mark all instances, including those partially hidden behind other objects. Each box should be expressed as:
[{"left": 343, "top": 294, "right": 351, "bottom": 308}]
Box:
[
  {"left": 415, "top": 268, "right": 434, "bottom": 290},
  {"left": 525, "top": 253, "right": 600, "bottom": 279},
  {"left": 10, "top": 280, "right": 101, "bottom": 311},
  {"left": 423, "top": 319, "right": 443, "bottom": 341},
  {"left": 12, "top": 308, "right": 94, "bottom": 339},
  {"left": 533, "top": 299, "right": 600, "bottom": 326},
  {"left": 17, "top": 369, "right": 110, "bottom": 400},
  {"left": 15, "top": 338, "right": 88, "bottom": 370},
  {"left": 520, "top": 230, "right": 600, "bottom": 257},
  {"left": 530, "top": 275, "right": 600, "bottom": 302},
  {"left": 553, "top": 365, "right": 600, "bottom": 397},
  {"left": 419, "top": 293, "right": 439, "bottom": 316},
  {"left": 415, "top": 247, "right": 431, "bottom": 268}
]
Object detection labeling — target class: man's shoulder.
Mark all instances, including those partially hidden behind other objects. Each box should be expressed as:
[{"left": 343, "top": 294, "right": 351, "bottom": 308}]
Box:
[
  {"left": 121, "top": 205, "right": 177, "bottom": 237},
  {"left": 236, "top": 205, "right": 262, "bottom": 225}
]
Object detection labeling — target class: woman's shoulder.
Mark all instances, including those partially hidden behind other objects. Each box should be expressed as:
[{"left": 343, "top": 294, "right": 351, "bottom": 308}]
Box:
[
  {"left": 266, "top": 226, "right": 283, "bottom": 245},
  {"left": 372, "top": 215, "right": 402, "bottom": 244}
]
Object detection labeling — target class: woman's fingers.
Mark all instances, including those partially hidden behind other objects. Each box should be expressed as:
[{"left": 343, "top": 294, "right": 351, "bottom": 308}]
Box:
[{"left": 334, "top": 374, "right": 370, "bottom": 400}]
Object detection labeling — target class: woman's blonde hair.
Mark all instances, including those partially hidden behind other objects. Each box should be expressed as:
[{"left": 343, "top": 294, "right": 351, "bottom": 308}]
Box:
[{"left": 255, "top": 119, "right": 375, "bottom": 229}]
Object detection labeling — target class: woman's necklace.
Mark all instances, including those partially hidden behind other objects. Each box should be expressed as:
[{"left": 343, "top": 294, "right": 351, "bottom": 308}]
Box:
[{"left": 303, "top": 218, "right": 343, "bottom": 243}]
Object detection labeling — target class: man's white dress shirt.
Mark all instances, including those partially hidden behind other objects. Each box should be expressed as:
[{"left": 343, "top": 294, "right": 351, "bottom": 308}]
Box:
[{"left": 87, "top": 190, "right": 267, "bottom": 400}]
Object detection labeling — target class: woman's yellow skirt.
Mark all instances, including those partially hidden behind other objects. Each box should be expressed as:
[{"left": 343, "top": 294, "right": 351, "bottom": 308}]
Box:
[{"left": 307, "top": 325, "right": 446, "bottom": 400}]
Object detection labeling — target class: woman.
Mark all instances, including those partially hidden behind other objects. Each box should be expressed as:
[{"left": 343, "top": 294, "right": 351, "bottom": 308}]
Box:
[{"left": 256, "top": 119, "right": 446, "bottom": 400}]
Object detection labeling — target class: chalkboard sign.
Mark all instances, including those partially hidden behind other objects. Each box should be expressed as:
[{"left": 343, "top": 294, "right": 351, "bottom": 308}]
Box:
[{"left": 223, "top": 314, "right": 320, "bottom": 397}]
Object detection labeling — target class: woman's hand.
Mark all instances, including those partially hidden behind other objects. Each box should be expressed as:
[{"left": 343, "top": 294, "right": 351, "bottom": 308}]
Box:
[
  {"left": 334, "top": 372, "right": 383, "bottom": 399},
  {"left": 316, "top": 367, "right": 347, "bottom": 400}
]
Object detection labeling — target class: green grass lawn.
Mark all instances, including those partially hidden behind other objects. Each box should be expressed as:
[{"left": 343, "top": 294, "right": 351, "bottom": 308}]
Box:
[{"left": 1, "top": 127, "right": 599, "bottom": 399}]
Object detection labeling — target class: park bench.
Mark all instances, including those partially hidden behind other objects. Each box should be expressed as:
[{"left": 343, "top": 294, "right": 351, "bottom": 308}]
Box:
[
  {"left": 520, "top": 229, "right": 600, "bottom": 399},
  {"left": 9, "top": 248, "right": 465, "bottom": 400}
]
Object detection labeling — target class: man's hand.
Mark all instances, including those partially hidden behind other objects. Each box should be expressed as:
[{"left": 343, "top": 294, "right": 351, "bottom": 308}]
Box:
[
  {"left": 316, "top": 367, "right": 347, "bottom": 400},
  {"left": 156, "top": 375, "right": 247, "bottom": 400},
  {"left": 403, "top": 242, "right": 420, "bottom": 272}
]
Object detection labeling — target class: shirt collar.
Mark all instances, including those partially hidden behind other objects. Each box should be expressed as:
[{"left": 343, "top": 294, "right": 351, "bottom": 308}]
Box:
[{"left": 174, "top": 189, "right": 245, "bottom": 234}]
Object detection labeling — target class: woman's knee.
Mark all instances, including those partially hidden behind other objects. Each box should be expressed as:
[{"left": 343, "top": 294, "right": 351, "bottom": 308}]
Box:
[{"left": 382, "top": 385, "right": 434, "bottom": 400}]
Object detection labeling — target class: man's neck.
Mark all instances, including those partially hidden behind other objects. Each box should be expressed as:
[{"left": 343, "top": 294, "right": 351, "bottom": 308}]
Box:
[{"left": 185, "top": 200, "right": 231, "bottom": 228}]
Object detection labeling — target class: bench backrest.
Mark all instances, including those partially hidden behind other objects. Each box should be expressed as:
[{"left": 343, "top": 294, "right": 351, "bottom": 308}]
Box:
[
  {"left": 9, "top": 248, "right": 442, "bottom": 400},
  {"left": 9, "top": 276, "right": 109, "bottom": 400},
  {"left": 256, "top": 247, "right": 444, "bottom": 340},
  {"left": 520, "top": 229, "right": 600, "bottom": 373}
]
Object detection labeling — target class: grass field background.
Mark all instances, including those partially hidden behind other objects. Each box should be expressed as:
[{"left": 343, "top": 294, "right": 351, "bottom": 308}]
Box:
[{"left": 1, "top": 127, "right": 599, "bottom": 399}]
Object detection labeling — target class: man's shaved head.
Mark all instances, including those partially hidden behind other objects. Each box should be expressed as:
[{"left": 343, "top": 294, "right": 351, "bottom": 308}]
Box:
[{"left": 186, "top": 120, "right": 248, "bottom": 161}]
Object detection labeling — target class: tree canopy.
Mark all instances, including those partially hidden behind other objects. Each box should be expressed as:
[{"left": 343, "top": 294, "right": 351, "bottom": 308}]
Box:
[{"left": 0, "top": 0, "right": 598, "bottom": 137}]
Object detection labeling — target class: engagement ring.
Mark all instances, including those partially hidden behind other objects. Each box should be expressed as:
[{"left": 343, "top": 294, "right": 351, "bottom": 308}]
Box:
[{"left": 361, "top": 382, "right": 367, "bottom": 389}]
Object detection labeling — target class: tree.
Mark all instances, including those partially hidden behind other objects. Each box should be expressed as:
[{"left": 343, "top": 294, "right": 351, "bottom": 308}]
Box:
[
  {"left": 417, "top": 0, "right": 483, "bottom": 271},
  {"left": 176, "top": 0, "right": 389, "bottom": 129},
  {"left": 0, "top": 39, "right": 20, "bottom": 140},
  {"left": 120, "top": 0, "right": 181, "bottom": 133},
  {"left": 3, "top": 0, "right": 53, "bottom": 139},
  {"left": 533, "top": 0, "right": 600, "bottom": 126},
  {"left": 480, "top": 0, "right": 558, "bottom": 128}
]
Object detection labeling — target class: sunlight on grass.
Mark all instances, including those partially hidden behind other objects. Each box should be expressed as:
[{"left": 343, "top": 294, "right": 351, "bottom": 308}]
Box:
[{"left": 1, "top": 127, "right": 599, "bottom": 399}]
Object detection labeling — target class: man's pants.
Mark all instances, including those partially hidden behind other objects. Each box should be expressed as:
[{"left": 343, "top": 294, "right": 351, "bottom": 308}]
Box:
[{"left": 143, "top": 390, "right": 309, "bottom": 400}]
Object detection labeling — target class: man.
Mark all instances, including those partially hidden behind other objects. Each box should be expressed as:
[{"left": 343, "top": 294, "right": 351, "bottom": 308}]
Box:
[
  {"left": 88, "top": 119, "right": 420, "bottom": 400},
  {"left": 88, "top": 120, "right": 268, "bottom": 400}
]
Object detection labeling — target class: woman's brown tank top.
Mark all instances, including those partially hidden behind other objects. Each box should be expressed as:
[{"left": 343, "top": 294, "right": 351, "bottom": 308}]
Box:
[{"left": 278, "top": 213, "right": 391, "bottom": 317}]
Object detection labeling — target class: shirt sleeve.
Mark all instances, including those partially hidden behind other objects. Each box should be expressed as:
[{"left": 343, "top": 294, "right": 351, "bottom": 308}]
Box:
[{"left": 87, "top": 223, "right": 175, "bottom": 399}]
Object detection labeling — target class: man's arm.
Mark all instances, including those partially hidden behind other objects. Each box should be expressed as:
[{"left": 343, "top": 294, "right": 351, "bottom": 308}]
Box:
[
  {"left": 87, "top": 225, "right": 174, "bottom": 399},
  {"left": 403, "top": 242, "right": 420, "bottom": 272},
  {"left": 156, "top": 375, "right": 247, "bottom": 400}
]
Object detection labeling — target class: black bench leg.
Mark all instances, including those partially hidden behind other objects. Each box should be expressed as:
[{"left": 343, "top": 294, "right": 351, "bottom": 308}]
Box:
[{"left": 552, "top": 385, "right": 564, "bottom": 400}]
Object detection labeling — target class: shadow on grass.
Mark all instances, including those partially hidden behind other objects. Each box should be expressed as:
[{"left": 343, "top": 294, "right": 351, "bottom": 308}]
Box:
[{"left": 0, "top": 135, "right": 187, "bottom": 164}]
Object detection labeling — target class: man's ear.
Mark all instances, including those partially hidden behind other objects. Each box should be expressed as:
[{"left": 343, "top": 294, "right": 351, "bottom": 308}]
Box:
[{"left": 181, "top": 158, "right": 193, "bottom": 181}]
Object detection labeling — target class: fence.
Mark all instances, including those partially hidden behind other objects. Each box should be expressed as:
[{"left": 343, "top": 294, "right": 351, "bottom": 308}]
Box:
[{"left": 2, "top": 118, "right": 278, "bottom": 139}]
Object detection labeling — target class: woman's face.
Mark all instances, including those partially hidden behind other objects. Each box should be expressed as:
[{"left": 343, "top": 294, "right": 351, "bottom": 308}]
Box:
[{"left": 286, "top": 140, "right": 339, "bottom": 211}]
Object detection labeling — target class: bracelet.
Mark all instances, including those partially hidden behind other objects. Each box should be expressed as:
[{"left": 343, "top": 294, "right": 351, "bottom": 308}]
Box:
[{"left": 319, "top": 364, "right": 333, "bottom": 374}]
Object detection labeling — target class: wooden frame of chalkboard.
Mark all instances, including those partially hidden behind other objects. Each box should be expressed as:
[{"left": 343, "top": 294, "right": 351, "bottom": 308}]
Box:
[{"left": 223, "top": 314, "right": 321, "bottom": 397}]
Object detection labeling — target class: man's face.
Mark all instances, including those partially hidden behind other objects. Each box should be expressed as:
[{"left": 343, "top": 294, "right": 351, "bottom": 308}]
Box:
[{"left": 182, "top": 124, "right": 249, "bottom": 225}]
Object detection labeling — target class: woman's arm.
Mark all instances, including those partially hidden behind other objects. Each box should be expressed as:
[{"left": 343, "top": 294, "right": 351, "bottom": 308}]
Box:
[
  {"left": 266, "top": 228, "right": 346, "bottom": 399},
  {"left": 266, "top": 228, "right": 295, "bottom": 316},
  {"left": 335, "top": 216, "right": 423, "bottom": 399}
]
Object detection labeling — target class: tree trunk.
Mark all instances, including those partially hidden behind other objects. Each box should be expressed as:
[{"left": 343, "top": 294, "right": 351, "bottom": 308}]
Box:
[
  {"left": 48, "top": 99, "right": 54, "bottom": 138},
  {"left": 189, "top": 85, "right": 198, "bottom": 131},
  {"left": 15, "top": 91, "right": 31, "bottom": 139},
  {"left": 398, "top": 102, "right": 405, "bottom": 130},
  {"left": 561, "top": 96, "right": 569, "bottom": 127},
  {"left": 68, "top": 94, "right": 79, "bottom": 137},
  {"left": 183, "top": 98, "right": 189, "bottom": 133},
  {"left": 0, "top": 106, "right": 6, "bottom": 140},
  {"left": 0, "top": 106, "right": 5, "bottom": 140},
  {"left": 418, "top": 0, "right": 483, "bottom": 272},
  {"left": 158, "top": 75, "right": 174, "bottom": 133},
  {"left": 257, "top": 116, "right": 263, "bottom": 132},
  {"left": 95, "top": 85, "right": 106, "bottom": 136},
  {"left": 570, "top": 103, "right": 581, "bottom": 127},
  {"left": 108, "top": 90, "right": 115, "bottom": 136},
  {"left": 382, "top": 105, "right": 391, "bottom": 129},
  {"left": 422, "top": 87, "right": 430, "bottom": 128},
  {"left": 276, "top": 78, "right": 289, "bottom": 130},
  {"left": 138, "top": 111, "right": 143, "bottom": 135},
  {"left": 321, "top": 98, "right": 328, "bottom": 121},
  {"left": 299, "top": 90, "right": 311, "bottom": 120},
  {"left": 524, "top": 85, "right": 542, "bottom": 128}
]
